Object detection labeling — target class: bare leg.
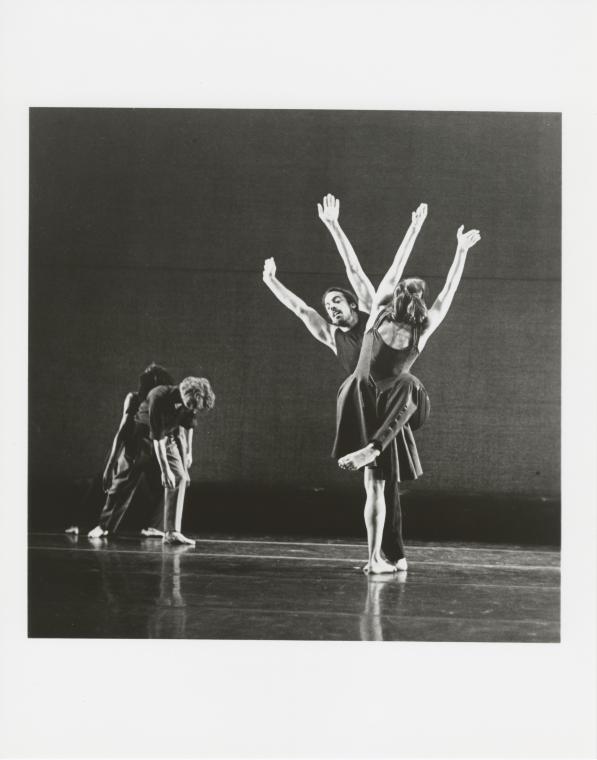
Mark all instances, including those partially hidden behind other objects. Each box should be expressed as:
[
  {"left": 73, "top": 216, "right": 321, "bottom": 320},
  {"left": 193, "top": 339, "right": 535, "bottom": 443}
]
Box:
[
  {"left": 174, "top": 480, "right": 187, "bottom": 532},
  {"left": 363, "top": 469, "right": 397, "bottom": 574},
  {"left": 163, "top": 480, "right": 195, "bottom": 546}
]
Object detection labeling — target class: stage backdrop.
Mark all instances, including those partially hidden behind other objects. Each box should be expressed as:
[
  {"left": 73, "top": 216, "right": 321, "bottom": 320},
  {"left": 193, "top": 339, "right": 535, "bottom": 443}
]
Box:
[{"left": 29, "top": 109, "right": 560, "bottom": 539}]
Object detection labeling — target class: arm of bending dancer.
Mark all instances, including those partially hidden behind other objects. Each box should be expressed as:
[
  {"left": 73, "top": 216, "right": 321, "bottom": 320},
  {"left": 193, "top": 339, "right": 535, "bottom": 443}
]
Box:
[
  {"left": 153, "top": 438, "right": 176, "bottom": 489},
  {"left": 367, "top": 203, "right": 428, "bottom": 327},
  {"left": 102, "top": 392, "right": 135, "bottom": 491},
  {"left": 183, "top": 428, "right": 193, "bottom": 469},
  {"left": 318, "top": 193, "right": 375, "bottom": 312},
  {"left": 418, "top": 225, "right": 481, "bottom": 351},
  {"left": 262, "top": 257, "right": 337, "bottom": 352}
]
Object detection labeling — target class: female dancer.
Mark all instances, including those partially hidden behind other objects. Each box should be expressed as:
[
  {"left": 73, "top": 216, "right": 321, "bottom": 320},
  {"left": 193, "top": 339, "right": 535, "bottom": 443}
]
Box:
[{"left": 333, "top": 221, "right": 481, "bottom": 573}]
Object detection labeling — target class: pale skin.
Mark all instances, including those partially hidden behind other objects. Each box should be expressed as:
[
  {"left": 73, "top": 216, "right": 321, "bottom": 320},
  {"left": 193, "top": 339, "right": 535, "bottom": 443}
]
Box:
[
  {"left": 339, "top": 224, "right": 482, "bottom": 574},
  {"left": 317, "top": 193, "right": 376, "bottom": 313}
]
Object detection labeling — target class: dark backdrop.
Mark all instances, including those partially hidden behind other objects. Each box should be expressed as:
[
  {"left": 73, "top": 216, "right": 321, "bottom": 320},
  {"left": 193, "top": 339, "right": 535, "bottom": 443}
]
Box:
[{"left": 29, "top": 109, "right": 560, "bottom": 542}]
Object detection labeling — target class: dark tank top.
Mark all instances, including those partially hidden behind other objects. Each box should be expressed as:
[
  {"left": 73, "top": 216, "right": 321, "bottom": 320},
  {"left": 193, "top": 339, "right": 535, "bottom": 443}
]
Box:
[
  {"left": 356, "top": 310, "right": 420, "bottom": 383},
  {"left": 334, "top": 310, "right": 369, "bottom": 375}
]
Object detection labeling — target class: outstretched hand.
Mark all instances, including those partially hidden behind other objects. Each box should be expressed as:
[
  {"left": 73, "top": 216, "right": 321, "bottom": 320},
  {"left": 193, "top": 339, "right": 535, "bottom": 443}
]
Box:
[
  {"left": 263, "top": 257, "right": 277, "bottom": 281},
  {"left": 456, "top": 225, "right": 481, "bottom": 250},
  {"left": 317, "top": 193, "right": 340, "bottom": 225},
  {"left": 411, "top": 203, "right": 428, "bottom": 231}
]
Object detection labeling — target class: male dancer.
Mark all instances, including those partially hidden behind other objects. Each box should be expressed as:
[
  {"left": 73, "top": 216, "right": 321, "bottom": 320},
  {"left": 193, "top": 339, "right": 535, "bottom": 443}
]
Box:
[
  {"left": 262, "top": 194, "right": 427, "bottom": 568},
  {"left": 263, "top": 194, "right": 374, "bottom": 366}
]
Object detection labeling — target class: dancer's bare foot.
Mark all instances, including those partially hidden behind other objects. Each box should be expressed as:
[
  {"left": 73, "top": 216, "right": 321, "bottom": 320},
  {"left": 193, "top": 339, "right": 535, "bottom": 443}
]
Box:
[
  {"left": 88, "top": 525, "right": 108, "bottom": 538},
  {"left": 365, "top": 557, "right": 397, "bottom": 575},
  {"left": 163, "top": 531, "right": 195, "bottom": 547},
  {"left": 395, "top": 558, "right": 408, "bottom": 572},
  {"left": 141, "top": 527, "right": 165, "bottom": 537},
  {"left": 87, "top": 538, "right": 105, "bottom": 549},
  {"left": 338, "top": 443, "right": 379, "bottom": 471},
  {"left": 65, "top": 525, "right": 79, "bottom": 535}
]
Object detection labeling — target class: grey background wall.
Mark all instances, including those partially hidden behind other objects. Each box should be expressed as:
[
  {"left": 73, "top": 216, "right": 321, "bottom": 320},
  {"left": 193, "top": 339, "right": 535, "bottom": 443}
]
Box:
[{"left": 29, "top": 109, "right": 560, "bottom": 533}]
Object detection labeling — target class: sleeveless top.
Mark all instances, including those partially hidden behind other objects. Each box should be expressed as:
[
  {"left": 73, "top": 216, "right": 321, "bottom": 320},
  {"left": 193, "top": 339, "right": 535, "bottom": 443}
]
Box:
[
  {"left": 333, "top": 310, "right": 369, "bottom": 375},
  {"left": 356, "top": 310, "right": 421, "bottom": 384}
]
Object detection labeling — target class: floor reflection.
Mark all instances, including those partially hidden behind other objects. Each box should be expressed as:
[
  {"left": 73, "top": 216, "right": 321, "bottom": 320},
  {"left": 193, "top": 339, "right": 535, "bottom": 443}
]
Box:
[
  {"left": 28, "top": 533, "right": 560, "bottom": 641},
  {"left": 148, "top": 545, "right": 194, "bottom": 638},
  {"left": 359, "top": 572, "right": 407, "bottom": 641}
]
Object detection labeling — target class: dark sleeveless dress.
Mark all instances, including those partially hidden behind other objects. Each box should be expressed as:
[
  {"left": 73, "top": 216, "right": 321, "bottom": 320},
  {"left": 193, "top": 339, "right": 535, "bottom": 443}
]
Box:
[{"left": 333, "top": 310, "right": 430, "bottom": 480}]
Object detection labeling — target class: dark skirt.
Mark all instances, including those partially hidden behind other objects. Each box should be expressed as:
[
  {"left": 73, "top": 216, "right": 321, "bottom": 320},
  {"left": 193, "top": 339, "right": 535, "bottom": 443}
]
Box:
[{"left": 332, "top": 371, "right": 430, "bottom": 482}]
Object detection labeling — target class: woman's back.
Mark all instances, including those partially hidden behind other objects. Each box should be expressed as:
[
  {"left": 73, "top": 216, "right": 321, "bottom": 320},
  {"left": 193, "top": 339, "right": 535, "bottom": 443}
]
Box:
[{"left": 357, "top": 311, "right": 420, "bottom": 383}]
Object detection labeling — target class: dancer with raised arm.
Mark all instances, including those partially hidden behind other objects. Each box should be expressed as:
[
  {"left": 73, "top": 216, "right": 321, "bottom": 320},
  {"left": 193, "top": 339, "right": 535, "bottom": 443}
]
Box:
[
  {"left": 263, "top": 193, "right": 374, "bottom": 374},
  {"left": 334, "top": 222, "right": 481, "bottom": 573},
  {"left": 263, "top": 194, "right": 427, "bottom": 566}
]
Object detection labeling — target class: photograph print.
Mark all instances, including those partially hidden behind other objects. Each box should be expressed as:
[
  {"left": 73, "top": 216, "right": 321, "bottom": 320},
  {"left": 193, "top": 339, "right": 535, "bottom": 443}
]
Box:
[{"left": 28, "top": 107, "right": 561, "bottom": 642}]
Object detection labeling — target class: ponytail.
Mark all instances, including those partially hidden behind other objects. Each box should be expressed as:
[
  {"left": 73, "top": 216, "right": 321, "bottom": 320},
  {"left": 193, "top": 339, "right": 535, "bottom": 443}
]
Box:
[{"left": 391, "top": 279, "right": 429, "bottom": 328}]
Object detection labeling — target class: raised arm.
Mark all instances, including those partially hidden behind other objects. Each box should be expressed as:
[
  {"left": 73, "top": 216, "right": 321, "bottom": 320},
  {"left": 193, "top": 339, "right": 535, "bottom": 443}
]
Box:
[
  {"left": 418, "top": 225, "right": 481, "bottom": 351},
  {"left": 262, "top": 257, "right": 336, "bottom": 352},
  {"left": 318, "top": 193, "right": 375, "bottom": 313},
  {"left": 369, "top": 203, "right": 428, "bottom": 324}
]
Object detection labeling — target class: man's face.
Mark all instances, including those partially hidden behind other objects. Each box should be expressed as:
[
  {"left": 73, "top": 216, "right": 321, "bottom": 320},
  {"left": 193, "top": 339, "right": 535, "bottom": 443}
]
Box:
[{"left": 324, "top": 291, "right": 355, "bottom": 326}]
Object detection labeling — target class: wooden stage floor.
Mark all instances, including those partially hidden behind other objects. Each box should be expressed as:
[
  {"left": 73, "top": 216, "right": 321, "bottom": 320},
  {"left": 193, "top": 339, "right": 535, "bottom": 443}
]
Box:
[{"left": 28, "top": 532, "right": 560, "bottom": 642}]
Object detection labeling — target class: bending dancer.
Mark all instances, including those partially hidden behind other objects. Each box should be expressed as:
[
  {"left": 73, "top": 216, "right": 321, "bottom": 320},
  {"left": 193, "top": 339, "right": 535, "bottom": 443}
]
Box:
[
  {"left": 148, "top": 376, "right": 216, "bottom": 546},
  {"left": 88, "top": 373, "right": 215, "bottom": 544},
  {"left": 76, "top": 364, "right": 174, "bottom": 538},
  {"left": 334, "top": 223, "right": 481, "bottom": 573}
]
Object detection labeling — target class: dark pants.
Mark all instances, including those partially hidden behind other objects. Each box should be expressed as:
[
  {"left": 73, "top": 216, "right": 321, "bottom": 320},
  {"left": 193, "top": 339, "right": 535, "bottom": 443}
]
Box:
[{"left": 98, "top": 437, "right": 163, "bottom": 532}]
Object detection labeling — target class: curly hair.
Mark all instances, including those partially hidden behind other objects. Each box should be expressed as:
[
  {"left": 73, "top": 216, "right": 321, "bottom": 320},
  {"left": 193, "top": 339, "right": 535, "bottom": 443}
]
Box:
[
  {"left": 138, "top": 363, "right": 174, "bottom": 400},
  {"left": 321, "top": 286, "right": 358, "bottom": 312},
  {"left": 180, "top": 376, "right": 216, "bottom": 411},
  {"left": 391, "top": 278, "right": 429, "bottom": 328}
]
